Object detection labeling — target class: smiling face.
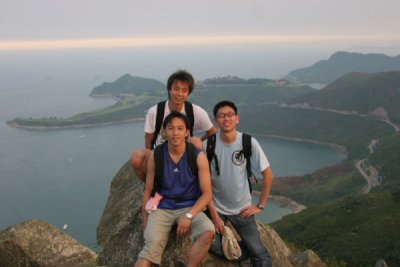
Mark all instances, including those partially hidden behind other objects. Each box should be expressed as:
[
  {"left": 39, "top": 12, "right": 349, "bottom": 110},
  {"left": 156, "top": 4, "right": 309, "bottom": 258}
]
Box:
[
  {"left": 165, "top": 116, "right": 189, "bottom": 147},
  {"left": 168, "top": 80, "right": 190, "bottom": 106},
  {"left": 214, "top": 105, "right": 239, "bottom": 133}
]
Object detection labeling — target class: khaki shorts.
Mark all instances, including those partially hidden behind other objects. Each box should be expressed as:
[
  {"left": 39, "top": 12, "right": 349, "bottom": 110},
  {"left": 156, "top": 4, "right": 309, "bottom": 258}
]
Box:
[{"left": 138, "top": 207, "right": 215, "bottom": 264}]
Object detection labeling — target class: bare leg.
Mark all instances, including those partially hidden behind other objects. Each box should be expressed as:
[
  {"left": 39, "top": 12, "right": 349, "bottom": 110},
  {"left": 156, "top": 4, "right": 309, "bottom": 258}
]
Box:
[
  {"left": 133, "top": 258, "right": 152, "bottom": 267},
  {"left": 130, "top": 148, "right": 152, "bottom": 182},
  {"left": 187, "top": 231, "right": 214, "bottom": 267}
]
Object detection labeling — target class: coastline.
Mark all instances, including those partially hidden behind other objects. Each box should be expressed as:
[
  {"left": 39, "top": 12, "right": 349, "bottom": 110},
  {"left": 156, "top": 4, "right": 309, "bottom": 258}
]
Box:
[
  {"left": 7, "top": 117, "right": 145, "bottom": 130},
  {"left": 250, "top": 132, "right": 348, "bottom": 154},
  {"left": 253, "top": 191, "right": 306, "bottom": 214}
]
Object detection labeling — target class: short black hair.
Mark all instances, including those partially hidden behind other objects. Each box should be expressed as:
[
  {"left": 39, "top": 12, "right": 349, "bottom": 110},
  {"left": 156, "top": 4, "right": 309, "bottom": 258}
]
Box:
[
  {"left": 167, "top": 70, "right": 194, "bottom": 98},
  {"left": 163, "top": 111, "right": 190, "bottom": 130},
  {"left": 213, "top": 100, "right": 238, "bottom": 118}
]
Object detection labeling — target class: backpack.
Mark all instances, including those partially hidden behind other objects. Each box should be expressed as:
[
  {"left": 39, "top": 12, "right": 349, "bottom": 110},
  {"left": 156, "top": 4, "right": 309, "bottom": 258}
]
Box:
[
  {"left": 151, "top": 101, "right": 194, "bottom": 149},
  {"left": 151, "top": 142, "right": 199, "bottom": 197},
  {"left": 206, "top": 133, "right": 258, "bottom": 193}
]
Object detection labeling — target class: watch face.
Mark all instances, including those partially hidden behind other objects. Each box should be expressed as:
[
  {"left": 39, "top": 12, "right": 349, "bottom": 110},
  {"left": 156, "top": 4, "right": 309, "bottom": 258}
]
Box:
[{"left": 185, "top": 212, "right": 193, "bottom": 219}]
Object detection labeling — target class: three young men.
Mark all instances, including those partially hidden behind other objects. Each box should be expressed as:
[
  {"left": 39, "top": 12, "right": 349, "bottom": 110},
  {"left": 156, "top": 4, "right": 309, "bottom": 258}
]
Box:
[
  {"left": 134, "top": 112, "right": 215, "bottom": 267},
  {"left": 131, "top": 70, "right": 216, "bottom": 182},
  {"left": 205, "top": 100, "right": 274, "bottom": 267}
]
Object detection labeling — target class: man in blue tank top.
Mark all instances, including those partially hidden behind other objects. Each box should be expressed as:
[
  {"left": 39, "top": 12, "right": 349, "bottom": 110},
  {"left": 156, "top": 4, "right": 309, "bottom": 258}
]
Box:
[{"left": 134, "top": 111, "right": 215, "bottom": 267}]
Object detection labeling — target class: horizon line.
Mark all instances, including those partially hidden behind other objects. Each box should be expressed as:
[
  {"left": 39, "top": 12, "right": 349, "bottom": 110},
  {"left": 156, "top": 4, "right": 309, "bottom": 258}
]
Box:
[{"left": 1, "top": 34, "right": 400, "bottom": 51}]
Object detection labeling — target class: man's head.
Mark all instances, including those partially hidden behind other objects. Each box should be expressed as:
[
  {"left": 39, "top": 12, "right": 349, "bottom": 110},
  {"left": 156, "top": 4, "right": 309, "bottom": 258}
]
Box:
[
  {"left": 167, "top": 70, "right": 194, "bottom": 102},
  {"left": 163, "top": 111, "right": 190, "bottom": 145},
  {"left": 213, "top": 100, "right": 239, "bottom": 132}
]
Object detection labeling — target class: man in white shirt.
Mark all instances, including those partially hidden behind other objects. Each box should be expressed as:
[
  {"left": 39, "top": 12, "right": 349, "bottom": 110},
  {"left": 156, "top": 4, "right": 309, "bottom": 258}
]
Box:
[{"left": 131, "top": 70, "right": 216, "bottom": 182}]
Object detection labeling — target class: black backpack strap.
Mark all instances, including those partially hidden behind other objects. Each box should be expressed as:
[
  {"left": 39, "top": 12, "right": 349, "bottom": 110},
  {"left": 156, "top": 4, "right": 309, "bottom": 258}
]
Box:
[
  {"left": 151, "top": 143, "right": 165, "bottom": 196},
  {"left": 206, "top": 134, "right": 220, "bottom": 175},
  {"left": 152, "top": 101, "right": 166, "bottom": 149},
  {"left": 242, "top": 133, "right": 257, "bottom": 193},
  {"left": 184, "top": 101, "right": 194, "bottom": 137},
  {"left": 186, "top": 142, "right": 198, "bottom": 176}
]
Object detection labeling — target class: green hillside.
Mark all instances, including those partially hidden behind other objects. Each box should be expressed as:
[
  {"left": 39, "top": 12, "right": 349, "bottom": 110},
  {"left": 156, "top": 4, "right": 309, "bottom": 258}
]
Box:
[
  {"left": 90, "top": 74, "right": 166, "bottom": 96},
  {"left": 288, "top": 71, "right": 400, "bottom": 125},
  {"left": 237, "top": 105, "right": 394, "bottom": 158},
  {"left": 285, "top": 51, "right": 400, "bottom": 84},
  {"left": 369, "top": 133, "right": 400, "bottom": 192},
  {"left": 271, "top": 192, "right": 400, "bottom": 267}
]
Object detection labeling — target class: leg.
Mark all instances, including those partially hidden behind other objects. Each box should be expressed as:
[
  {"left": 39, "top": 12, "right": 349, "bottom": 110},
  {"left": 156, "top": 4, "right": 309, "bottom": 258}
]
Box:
[
  {"left": 228, "top": 215, "right": 272, "bottom": 267},
  {"left": 130, "top": 148, "right": 151, "bottom": 182},
  {"left": 187, "top": 231, "right": 214, "bottom": 267},
  {"left": 187, "top": 211, "right": 215, "bottom": 267},
  {"left": 133, "top": 258, "right": 151, "bottom": 267}
]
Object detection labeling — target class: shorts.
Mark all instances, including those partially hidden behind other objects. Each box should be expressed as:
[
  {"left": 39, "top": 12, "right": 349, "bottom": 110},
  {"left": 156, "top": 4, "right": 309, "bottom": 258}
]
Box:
[{"left": 138, "top": 207, "right": 215, "bottom": 264}]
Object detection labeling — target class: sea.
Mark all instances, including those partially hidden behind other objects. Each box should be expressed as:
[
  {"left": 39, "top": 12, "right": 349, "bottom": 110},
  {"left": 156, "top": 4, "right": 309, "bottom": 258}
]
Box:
[{"left": 0, "top": 46, "right": 349, "bottom": 249}]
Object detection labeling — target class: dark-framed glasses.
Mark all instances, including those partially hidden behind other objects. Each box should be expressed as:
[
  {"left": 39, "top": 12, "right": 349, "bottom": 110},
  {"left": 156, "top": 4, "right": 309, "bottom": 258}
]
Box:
[{"left": 216, "top": 112, "right": 236, "bottom": 119}]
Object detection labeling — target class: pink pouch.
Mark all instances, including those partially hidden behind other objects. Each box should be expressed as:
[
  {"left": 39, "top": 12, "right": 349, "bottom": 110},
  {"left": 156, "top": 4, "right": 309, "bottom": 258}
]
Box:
[{"left": 145, "top": 192, "right": 164, "bottom": 213}]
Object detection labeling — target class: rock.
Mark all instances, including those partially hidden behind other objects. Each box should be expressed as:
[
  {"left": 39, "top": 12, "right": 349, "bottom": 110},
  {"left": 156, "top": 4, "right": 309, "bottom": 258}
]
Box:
[
  {"left": 288, "top": 249, "right": 326, "bottom": 267},
  {"left": 375, "top": 259, "right": 388, "bottom": 267},
  {"left": 0, "top": 219, "right": 97, "bottom": 267},
  {"left": 97, "top": 160, "right": 324, "bottom": 266}
]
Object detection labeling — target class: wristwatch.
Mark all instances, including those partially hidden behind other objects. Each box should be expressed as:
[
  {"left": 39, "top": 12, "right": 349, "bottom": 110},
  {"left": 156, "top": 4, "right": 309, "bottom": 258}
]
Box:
[
  {"left": 257, "top": 203, "right": 265, "bottom": 209},
  {"left": 185, "top": 212, "right": 193, "bottom": 220}
]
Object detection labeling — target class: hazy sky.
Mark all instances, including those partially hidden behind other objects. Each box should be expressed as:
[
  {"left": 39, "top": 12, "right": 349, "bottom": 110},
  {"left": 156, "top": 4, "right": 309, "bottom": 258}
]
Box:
[{"left": 1, "top": 0, "right": 400, "bottom": 50}]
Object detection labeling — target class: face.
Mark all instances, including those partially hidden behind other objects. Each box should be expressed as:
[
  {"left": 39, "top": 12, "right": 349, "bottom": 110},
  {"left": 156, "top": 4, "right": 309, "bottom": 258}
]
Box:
[
  {"left": 215, "top": 106, "right": 239, "bottom": 132},
  {"left": 165, "top": 117, "right": 189, "bottom": 146},
  {"left": 169, "top": 80, "right": 190, "bottom": 105}
]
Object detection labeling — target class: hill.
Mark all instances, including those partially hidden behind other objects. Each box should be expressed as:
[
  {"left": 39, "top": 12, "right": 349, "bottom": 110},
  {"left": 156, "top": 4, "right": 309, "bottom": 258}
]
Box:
[
  {"left": 90, "top": 74, "right": 166, "bottom": 97},
  {"left": 288, "top": 71, "right": 400, "bottom": 126},
  {"left": 285, "top": 51, "right": 400, "bottom": 84},
  {"left": 271, "top": 192, "right": 400, "bottom": 267}
]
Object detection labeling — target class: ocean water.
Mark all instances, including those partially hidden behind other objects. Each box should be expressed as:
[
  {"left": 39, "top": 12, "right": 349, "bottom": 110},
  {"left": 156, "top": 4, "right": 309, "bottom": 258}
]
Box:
[{"left": 0, "top": 47, "right": 347, "bottom": 248}]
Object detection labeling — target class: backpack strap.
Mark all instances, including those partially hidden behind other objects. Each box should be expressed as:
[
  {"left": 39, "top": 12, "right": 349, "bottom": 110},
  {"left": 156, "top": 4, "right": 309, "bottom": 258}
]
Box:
[
  {"left": 241, "top": 133, "right": 257, "bottom": 193},
  {"left": 184, "top": 101, "right": 194, "bottom": 137},
  {"left": 152, "top": 101, "right": 166, "bottom": 149},
  {"left": 151, "top": 142, "right": 198, "bottom": 196},
  {"left": 152, "top": 101, "right": 194, "bottom": 149},
  {"left": 206, "top": 134, "right": 220, "bottom": 175}
]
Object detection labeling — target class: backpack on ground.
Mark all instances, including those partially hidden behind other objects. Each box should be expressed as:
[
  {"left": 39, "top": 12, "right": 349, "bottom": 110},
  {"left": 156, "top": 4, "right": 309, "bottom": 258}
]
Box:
[
  {"left": 206, "top": 133, "right": 258, "bottom": 193},
  {"left": 151, "top": 142, "right": 198, "bottom": 197},
  {"left": 151, "top": 101, "right": 194, "bottom": 149}
]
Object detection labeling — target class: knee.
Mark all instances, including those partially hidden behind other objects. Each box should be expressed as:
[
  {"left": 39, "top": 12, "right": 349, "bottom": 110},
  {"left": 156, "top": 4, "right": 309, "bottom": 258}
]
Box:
[
  {"left": 131, "top": 149, "right": 145, "bottom": 169},
  {"left": 197, "top": 231, "right": 214, "bottom": 247}
]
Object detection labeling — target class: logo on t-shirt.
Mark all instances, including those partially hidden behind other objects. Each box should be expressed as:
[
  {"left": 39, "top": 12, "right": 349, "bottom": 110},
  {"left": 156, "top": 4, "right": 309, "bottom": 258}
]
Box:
[{"left": 232, "top": 150, "right": 245, "bottom": 166}]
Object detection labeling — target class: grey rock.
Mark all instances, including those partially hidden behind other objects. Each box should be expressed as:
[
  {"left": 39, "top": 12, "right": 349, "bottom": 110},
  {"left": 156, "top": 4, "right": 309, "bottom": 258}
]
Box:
[{"left": 0, "top": 219, "right": 97, "bottom": 267}]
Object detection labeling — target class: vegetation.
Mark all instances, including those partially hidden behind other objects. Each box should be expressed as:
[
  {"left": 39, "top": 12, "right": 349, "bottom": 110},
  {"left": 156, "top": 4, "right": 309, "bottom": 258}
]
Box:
[
  {"left": 271, "top": 192, "right": 400, "bottom": 267},
  {"left": 285, "top": 51, "right": 400, "bottom": 84}
]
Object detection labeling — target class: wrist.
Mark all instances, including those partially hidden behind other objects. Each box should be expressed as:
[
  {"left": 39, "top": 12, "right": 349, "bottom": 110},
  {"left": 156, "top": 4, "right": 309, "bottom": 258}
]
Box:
[
  {"left": 184, "top": 212, "right": 193, "bottom": 220},
  {"left": 257, "top": 203, "right": 265, "bottom": 209}
]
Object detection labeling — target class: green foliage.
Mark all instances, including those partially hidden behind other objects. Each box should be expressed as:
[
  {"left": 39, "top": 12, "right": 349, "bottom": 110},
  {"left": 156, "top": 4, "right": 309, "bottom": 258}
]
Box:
[
  {"left": 271, "top": 192, "right": 400, "bottom": 267},
  {"left": 272, "top": 161, "right": 365, "bottom": 207}
]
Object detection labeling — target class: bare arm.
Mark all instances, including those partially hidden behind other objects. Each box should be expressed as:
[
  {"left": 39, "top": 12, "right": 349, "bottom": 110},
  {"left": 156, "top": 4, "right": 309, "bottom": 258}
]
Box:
[
  {"left": 240, "top": 166, "right": 274, "bottom": 218},
  {"left": 207, "top": 199, "right": 225, "bottom": 234},
  {"left": 200, "top": 126, "right": 217, "bottom": 141},
  {"left": 145, "top": 132, "right": 154, "bottom": 150},
  {"left": 141, "top": 152, "right": 155, "bottom": 228}
]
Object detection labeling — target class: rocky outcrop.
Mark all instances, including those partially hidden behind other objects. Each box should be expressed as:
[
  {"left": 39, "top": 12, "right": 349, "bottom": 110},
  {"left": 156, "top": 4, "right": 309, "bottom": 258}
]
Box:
[
  {"left": 0, "top": 219, "right": 97, "bottom": 267},
  {"left": 97, "top": 160, "right": 325, "bottom": 267}
]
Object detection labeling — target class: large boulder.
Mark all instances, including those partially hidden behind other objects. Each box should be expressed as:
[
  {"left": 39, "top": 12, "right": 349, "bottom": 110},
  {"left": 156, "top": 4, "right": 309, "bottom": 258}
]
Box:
[
  {"left": 0, "top": 219, "right": 97, "bottom": 267},
  {"left": 97, "top": 161, "right": 322, "bottom": 266}
]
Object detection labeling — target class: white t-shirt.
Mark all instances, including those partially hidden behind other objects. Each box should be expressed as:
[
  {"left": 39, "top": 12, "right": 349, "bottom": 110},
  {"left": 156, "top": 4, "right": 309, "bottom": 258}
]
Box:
[
  {"left": 203, "top": 131, "right": 270, "bottom": 215},
  {"left": 144, "top": 101, "right": 214, "bottom": 146}
]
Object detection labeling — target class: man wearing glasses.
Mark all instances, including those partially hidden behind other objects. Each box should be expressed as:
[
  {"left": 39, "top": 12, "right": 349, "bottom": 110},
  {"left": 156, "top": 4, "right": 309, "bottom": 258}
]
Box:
[{"left": 204, "top": 100, "right": 273, "bottom": 267}]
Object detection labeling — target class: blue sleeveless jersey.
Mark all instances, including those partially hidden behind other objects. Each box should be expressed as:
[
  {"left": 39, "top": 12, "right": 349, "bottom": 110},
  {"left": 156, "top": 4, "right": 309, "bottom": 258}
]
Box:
[{"left": 158, "top": 145, "right": 201, "bottom": 210}]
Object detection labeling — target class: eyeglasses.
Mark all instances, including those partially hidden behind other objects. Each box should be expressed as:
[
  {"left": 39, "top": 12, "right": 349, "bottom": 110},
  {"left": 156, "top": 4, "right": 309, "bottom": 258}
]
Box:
[{"left": 216, "top": 112, "right": 236, "bottom": 119}]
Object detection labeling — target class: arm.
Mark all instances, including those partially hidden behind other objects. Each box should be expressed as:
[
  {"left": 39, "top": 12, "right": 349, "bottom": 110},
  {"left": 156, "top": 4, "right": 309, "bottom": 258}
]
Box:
[
  {"left": 144, "top": 132, "right": 154, "bottom": 150},
  {"left": 200, "top": 126, "right": 217, "bottom": 141},
  {"left": 177, "top": 151, "right": 213, "bottom": 236},
  {"left": 240, "top": 166, "right": 274, "bottom": 218},
  {"left": 207, "top": 200, "right": 225, "bottom": 234},
  {"left": 141, "top": 152, "right": 156, "bottom": 228}
]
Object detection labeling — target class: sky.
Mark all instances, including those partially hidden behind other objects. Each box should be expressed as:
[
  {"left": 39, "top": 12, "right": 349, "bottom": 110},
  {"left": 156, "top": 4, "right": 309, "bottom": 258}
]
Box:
[{"left": 1, "top": 0, "right": 400, "bottom": 51}]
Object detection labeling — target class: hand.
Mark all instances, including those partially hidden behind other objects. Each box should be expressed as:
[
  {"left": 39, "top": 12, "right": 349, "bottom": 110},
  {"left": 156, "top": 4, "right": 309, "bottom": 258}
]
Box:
[
  {"left": 239, "top": 204, "right": 262, "bottom": 218},
  {"left": 177, "top": 214, "right": 192, "bottom": 237},
  {"left": 211, "top": 215, "right": 225, "bottom": 234}
]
